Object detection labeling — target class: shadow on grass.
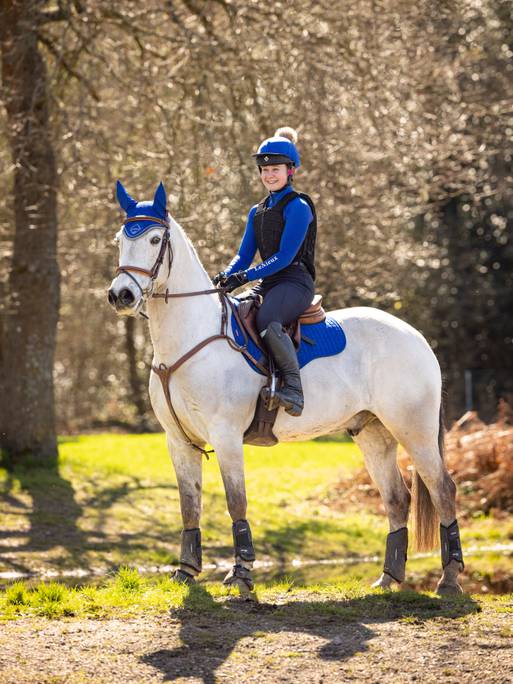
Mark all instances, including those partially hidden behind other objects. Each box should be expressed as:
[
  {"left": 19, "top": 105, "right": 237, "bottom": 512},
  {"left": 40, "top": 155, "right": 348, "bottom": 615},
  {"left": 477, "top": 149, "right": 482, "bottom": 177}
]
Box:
[
  {"left": 259, "top": 519, "right": 358, "bottom": 567},
  {"left": 0, "top": 455, "right": 179, "bottom": 579},
  {"left": 0, "top": 455, "right": 87, "bottom": 577},
  {"left": 141, "top": 584, "right": 480, "bottom": 684}
]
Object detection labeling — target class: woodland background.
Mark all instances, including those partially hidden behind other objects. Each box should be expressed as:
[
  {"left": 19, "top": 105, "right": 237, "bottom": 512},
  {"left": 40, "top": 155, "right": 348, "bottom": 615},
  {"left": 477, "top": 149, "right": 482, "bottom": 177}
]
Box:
[{"left": 0, "top": 0, "right": 512, "bottom": 462}]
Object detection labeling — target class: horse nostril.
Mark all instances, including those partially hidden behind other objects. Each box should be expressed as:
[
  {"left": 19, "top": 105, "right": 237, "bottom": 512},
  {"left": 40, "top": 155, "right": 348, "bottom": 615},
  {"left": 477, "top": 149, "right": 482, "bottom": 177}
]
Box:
[
  {"left": 108, "top": 289, "right": 118, "bottom": 306},
  {"left": 119, "top": 288, "right": 135, "bottom": 306}
]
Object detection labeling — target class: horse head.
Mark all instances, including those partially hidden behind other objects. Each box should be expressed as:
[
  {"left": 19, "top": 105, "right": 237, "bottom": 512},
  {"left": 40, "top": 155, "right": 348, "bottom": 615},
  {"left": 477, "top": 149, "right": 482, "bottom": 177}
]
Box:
[{"left": 108, "top": 181, "right": 172, "bottom": 315}]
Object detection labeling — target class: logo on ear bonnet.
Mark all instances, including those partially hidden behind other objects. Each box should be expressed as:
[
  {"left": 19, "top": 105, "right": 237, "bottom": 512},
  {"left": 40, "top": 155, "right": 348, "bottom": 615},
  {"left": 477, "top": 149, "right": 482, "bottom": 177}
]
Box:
[{"left": 123, "top": 220, "right": 165, "bottom": 239}]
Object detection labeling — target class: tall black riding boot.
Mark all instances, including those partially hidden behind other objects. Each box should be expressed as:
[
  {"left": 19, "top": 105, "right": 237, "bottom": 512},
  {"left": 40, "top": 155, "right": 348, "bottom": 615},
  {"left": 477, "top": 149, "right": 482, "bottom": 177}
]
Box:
[{"left": 262, "top": 321, "right": 304, "bottom": 417}]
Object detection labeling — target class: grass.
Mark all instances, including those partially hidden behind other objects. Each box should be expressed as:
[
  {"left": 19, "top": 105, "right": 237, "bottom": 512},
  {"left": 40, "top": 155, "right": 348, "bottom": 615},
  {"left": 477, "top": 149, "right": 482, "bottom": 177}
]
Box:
[
  {"left": 0, "top": 433, "right": 512, "bottom": 599},
  {"left": 1, "top": 566, "right": 507, "bottom": 622},
  {"left": 0, "top": 435, "right": 374, "bottom": 576}
]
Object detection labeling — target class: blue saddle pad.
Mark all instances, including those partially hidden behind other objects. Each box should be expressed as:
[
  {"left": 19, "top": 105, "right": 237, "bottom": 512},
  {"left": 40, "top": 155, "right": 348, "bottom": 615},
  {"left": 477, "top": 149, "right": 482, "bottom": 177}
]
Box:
[{"left": 230, "top": 300, "right": 347, "bottom": 376}]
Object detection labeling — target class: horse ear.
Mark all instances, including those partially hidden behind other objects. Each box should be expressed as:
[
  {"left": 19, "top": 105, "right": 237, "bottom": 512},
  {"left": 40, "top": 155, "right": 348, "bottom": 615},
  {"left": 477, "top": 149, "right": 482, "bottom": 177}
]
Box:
[
  {"left": 116, "top": 180, "right": 137, "bottom": 212},
  {"left": 153, "top": 182, "right": 167, "bottom": 217}
]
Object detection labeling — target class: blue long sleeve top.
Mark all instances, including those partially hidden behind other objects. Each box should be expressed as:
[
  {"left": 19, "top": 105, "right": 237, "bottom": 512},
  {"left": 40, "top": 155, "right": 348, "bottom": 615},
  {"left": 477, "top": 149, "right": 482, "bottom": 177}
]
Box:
[{"left": 224, "top": 185, "right": 313, "bottom": 281}]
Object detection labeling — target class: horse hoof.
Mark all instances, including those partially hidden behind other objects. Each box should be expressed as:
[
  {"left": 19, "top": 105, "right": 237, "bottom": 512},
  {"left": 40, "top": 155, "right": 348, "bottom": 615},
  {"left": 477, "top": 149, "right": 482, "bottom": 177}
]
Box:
[
  {"left": 172, "top": 568, "right": 196, "bottom": 585},
  {"left": 436, "top": 580, "right": 463, "bottom": 596},
  {"left": 223, "top": 564, "right": 254, "bottom": 595},
  {"left": 229, "top": 578, "right": 256, "bottom": 599},
  {"left": 372, "top": 573, "right": 396, "bottom": 590}
]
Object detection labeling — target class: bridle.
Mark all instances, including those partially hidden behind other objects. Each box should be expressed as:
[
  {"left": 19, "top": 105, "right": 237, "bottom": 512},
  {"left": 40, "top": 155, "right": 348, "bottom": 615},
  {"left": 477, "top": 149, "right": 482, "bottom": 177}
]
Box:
[
  {"left": 116, "top": 215, "right": 173, "bottom": 299},
  {"left": 113, "top": 214, "right": 267, "bottom": 458}
]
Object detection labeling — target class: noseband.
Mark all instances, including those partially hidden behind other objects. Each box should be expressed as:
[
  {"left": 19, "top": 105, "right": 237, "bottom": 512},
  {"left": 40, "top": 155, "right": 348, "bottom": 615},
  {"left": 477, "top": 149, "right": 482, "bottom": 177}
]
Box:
[{"left": 116, "top": 215, "right": 173, "bottom": 297}]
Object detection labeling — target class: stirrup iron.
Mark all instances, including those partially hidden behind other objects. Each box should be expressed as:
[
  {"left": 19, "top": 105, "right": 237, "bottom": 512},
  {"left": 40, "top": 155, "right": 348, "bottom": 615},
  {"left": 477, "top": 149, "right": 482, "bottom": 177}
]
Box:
[{"left": 260, "top": 370, "right": 280, "bottom": 411}]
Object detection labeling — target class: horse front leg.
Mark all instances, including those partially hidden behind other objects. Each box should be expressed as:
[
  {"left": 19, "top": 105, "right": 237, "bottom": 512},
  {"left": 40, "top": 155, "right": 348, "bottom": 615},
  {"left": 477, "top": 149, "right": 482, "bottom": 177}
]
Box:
[
  {"left": 167, "top": 435, "right": 203, "bottom": 584},
  {"left": 212, "top": 433, "right": 256, "bottom": 595}
]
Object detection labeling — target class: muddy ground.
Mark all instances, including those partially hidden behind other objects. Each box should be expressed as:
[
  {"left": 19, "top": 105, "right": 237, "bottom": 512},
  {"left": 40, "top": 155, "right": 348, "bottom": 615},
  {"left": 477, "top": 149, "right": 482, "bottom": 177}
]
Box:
[{"left": 1, "top": 594, "right": 512, "bottom": 684}]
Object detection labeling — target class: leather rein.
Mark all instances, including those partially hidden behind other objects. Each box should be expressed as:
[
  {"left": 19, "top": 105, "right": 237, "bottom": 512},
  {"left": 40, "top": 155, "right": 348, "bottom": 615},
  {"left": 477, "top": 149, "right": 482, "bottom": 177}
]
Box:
[{"left": 115, "top": 215, "right": 268, "bottom": 457}]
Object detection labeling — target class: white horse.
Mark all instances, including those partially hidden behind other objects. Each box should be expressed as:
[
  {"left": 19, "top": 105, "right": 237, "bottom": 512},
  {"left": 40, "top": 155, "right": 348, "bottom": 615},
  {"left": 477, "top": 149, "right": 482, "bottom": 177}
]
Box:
[{"left": 108, "top": 182, "right": 464, "bottom": 596}]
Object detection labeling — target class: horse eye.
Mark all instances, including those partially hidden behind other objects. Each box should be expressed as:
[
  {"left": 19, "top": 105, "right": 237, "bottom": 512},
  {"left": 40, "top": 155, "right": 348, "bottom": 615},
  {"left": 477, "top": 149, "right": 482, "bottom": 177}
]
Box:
[{"left": 150, "top": 235, "right": 161, "bottom": 245}]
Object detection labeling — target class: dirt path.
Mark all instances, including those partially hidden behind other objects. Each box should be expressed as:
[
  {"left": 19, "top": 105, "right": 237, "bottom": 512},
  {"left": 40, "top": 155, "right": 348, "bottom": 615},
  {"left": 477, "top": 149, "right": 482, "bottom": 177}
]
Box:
[{"left": 1, "top": 596, "right": 512, "bottom": 684}]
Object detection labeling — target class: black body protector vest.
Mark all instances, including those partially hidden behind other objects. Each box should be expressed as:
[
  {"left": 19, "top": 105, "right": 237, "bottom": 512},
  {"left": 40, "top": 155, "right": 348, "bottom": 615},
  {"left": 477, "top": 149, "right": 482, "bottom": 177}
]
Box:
[{"left": 253, "top": 191, "right": 317, "bottom": 281}]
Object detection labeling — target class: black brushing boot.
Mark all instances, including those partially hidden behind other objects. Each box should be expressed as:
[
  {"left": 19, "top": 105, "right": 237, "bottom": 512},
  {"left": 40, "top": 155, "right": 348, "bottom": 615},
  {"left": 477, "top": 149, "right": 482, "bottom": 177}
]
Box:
[{"left": 262, "top": 321, "right": 304, "bottom": 417}]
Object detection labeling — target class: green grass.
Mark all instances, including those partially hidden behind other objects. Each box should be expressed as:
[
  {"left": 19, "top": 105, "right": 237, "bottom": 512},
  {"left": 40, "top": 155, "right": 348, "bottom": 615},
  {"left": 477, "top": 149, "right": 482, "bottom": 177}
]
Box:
[
  {"left": 2, "top": 566, "right": 506, "bottom": 622},
  {"left": 0, "top": 433, "right": 512, "bottom": 589},
  {"left": 0, "top": 435, "right": 372, "bottom": 576}
]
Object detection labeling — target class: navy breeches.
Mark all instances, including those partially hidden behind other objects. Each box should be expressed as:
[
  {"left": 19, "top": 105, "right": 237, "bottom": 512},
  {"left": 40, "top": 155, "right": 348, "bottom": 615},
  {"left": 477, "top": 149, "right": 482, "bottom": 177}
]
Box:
[{"left": 250, "top": 277, "right": 315, "bottom": 334}]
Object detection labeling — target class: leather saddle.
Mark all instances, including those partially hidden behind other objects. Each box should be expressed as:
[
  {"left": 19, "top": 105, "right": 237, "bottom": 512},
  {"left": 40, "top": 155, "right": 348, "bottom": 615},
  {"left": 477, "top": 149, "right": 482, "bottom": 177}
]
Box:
[
  {"left": 236, "top": 294, "right": 326, "bottom": 352},
  {"left": 238, "top": 294, "right": 326, "bottom": 447},
  {"left": 238, "top": 294, "right": 325, "bottom": 448}
]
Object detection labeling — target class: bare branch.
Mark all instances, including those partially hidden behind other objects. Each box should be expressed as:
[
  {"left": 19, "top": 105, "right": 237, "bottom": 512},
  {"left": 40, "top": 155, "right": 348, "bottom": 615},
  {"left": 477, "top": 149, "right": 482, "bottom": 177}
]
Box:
[{"left": 37, "top": 32, "right": 100, "bottom": 102}]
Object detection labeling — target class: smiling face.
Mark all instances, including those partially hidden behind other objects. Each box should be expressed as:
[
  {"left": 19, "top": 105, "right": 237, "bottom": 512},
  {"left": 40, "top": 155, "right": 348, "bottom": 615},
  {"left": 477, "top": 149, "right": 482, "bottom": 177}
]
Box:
[{"left": 260, "top": 164, "right": 290, "bottom": 192}]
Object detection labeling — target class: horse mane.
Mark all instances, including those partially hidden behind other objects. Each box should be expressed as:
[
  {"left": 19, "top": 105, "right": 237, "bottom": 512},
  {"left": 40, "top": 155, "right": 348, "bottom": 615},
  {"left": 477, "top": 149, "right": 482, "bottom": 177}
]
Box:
[{"left": 168, "top": 213, "right": 212, "bottom": 282}]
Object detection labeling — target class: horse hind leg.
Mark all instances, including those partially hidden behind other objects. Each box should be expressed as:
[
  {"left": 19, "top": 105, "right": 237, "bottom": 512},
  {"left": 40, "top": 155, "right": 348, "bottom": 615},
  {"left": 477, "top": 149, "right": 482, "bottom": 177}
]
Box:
[
  {"left": 394, "top": 414, "right": 464, "bottom": 595},
  {"left": 352, "top": 419, "right": 411, "bottom": 589},
  {"left": 411, "top": 447, "right": 463, "bottom": 594}
]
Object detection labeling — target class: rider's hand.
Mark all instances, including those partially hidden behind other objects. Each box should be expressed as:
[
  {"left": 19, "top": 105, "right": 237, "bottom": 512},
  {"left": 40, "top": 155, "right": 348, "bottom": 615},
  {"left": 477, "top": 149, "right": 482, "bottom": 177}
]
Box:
[
  {"left": 212, "top": 271, "right": 227, "bottom": 286},
  {"left": 223, "top": 271, "right": 248, "bottom": 293}
]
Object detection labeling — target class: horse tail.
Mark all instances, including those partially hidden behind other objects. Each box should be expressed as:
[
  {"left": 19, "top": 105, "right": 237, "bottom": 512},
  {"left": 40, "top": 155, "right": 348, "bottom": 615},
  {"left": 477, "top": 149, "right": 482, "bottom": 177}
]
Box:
[{"left": 412, "top": 392, "right": 443, "bottom": 552}]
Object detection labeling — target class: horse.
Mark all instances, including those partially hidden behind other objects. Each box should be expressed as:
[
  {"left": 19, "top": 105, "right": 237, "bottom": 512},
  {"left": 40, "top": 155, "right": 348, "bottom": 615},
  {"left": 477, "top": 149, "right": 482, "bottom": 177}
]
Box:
[{"left": 108, "top": 181, "right": 464, "bottom": 596}]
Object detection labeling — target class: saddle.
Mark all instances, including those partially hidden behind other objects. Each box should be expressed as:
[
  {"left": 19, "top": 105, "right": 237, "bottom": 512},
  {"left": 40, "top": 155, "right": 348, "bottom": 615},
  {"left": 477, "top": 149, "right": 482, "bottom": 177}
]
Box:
[
  {"left": 237, "top": 294, "right": 326, "bottom": 353},
  {"left": 238, "top": 294, "right": 326, "bottom": 447}
]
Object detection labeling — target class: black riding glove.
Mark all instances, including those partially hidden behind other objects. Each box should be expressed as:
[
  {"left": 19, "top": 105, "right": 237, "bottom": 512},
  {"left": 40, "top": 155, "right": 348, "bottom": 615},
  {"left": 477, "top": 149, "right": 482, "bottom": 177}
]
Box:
[
  {"left": 223, "top": 271, "right": 248, "bottom": 293},
  {"left": 212, "top": 271, "right": 227, "bottom": 286}
]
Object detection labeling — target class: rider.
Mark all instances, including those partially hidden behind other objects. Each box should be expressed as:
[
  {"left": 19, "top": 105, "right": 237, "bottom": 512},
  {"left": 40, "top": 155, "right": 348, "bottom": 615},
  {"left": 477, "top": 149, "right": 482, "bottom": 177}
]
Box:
[{"left": 213, "top": 127, "right": 317, "bottom": 417}]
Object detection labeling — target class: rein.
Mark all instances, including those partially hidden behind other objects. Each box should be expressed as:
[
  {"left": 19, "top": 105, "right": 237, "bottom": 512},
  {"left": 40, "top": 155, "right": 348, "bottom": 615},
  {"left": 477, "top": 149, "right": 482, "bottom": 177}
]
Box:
[
  {"left": 152, "top": 287, "right": 221, "bottom": 301},
  {"left": 114, "top": 214, "right": 267, "bottom": 457}
]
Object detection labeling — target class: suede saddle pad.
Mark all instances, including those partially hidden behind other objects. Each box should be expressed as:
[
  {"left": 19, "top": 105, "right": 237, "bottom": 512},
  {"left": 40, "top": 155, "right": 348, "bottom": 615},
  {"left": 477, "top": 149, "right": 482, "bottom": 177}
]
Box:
[{"left": 230, "top": 298, "right": 347, "bottom": 376}]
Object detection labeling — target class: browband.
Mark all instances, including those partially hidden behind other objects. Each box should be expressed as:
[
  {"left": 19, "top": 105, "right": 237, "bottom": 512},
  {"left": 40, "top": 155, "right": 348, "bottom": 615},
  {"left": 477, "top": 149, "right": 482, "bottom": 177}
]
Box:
[{"left": 124, "top": 215, "right": 169, "bottom": 228}]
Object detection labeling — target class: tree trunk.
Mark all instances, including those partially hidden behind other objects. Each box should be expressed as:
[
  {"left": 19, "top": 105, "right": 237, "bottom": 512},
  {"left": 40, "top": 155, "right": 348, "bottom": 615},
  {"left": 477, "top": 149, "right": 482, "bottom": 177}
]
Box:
[{"left": 0, "top": 0, "right": 60, "bottom": 464}]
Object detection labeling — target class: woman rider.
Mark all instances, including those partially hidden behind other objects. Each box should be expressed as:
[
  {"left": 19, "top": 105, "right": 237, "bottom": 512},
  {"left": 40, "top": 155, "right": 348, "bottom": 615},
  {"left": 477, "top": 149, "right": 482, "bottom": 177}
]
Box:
[{"left": 213, "top": 127, "right": 317, "bottom": 418}]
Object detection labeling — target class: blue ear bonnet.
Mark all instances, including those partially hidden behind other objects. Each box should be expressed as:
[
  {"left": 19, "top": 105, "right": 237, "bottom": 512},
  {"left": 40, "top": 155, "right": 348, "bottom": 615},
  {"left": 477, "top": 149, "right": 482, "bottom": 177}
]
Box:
[
  {"left": 116, "top": 180, "right": 168, "bottom": 239},
  {"left": 123, "top": 202, "right": 163, "bottom": 239}
]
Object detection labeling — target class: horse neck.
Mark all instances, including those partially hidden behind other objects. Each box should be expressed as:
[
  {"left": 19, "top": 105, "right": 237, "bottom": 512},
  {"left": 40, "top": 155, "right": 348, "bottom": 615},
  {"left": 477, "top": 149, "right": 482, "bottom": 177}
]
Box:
[{"left": 146, "top": 220, "right": 222, "bottom": 365}]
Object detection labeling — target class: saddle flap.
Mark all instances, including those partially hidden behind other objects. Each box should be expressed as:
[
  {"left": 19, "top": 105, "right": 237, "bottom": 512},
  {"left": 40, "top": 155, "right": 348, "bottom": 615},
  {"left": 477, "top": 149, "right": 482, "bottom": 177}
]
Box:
[
  {"left": 237, "top": 297, "right": 265, "bottom": 351},
  {"left": 236, "top": 293, "right": 326, "bottom": 353}
]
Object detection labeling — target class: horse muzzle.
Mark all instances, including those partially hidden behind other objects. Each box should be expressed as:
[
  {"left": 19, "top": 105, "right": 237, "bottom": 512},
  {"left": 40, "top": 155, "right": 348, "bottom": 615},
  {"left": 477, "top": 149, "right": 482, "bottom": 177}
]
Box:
[{"left": 108, "top": 279, "right": 143, "bottom": 315}]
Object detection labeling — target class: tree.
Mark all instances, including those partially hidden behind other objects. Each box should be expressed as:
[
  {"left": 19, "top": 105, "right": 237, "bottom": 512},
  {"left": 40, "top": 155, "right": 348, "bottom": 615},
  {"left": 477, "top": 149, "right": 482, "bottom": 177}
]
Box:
[
  {"left": 2, "top": 0, "right": 511, "bottom": 440},
  {"left": 0, "top": 0, "right": 60, "bottom": 463}
]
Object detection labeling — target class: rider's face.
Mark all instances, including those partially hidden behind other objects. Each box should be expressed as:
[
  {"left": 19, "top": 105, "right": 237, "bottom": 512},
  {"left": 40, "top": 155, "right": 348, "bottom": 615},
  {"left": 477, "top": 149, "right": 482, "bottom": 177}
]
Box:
[{"left": 260, "top": 164, "right": 290, "bottom": 192}]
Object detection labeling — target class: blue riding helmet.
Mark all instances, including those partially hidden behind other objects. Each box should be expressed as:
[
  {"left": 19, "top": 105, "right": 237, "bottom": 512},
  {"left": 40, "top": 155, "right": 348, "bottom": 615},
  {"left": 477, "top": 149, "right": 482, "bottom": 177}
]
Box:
[{"left": 252, "top": 135, "right": 301, "bottom": 168}]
